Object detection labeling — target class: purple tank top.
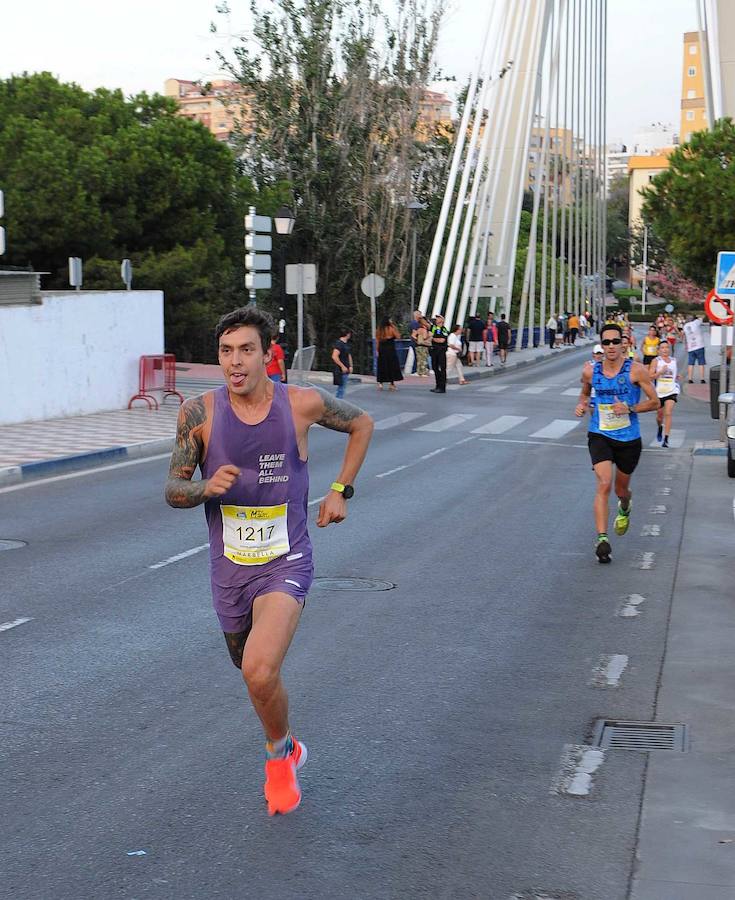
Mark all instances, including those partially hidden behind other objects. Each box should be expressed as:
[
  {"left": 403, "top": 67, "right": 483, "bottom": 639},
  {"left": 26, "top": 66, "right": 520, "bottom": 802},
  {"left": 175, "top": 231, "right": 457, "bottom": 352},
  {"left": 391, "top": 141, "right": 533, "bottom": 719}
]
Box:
[{"left": 201, "top": 383, "right": 311, "bottom": 587}]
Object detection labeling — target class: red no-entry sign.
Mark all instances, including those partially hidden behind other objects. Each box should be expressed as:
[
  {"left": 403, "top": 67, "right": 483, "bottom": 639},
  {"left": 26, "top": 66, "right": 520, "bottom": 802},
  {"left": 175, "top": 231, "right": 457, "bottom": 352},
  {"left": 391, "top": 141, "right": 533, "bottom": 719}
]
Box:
[{"left": 705, "top": 289, "right": 734, "bottom": 326}]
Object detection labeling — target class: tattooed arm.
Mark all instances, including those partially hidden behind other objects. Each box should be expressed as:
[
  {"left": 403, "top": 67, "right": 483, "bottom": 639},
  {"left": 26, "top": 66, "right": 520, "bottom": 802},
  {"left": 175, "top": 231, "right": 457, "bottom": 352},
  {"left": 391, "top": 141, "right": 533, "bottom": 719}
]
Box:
[
  {"left": 294, "top": 387, "right": 374, "bottom": 526},
  {"left": 165, "top": 395, "right": 240, "bottom": 508},
  {"left": 165, "top": 396, "right": 207, "bottom": 508}
]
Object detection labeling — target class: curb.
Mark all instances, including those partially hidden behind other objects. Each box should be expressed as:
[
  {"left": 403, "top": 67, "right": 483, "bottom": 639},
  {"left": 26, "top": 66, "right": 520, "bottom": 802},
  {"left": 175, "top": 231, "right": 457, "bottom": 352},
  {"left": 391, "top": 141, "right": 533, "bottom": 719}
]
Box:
[{"left": 0, "top": 437, "right": 174, "bottom": 488}]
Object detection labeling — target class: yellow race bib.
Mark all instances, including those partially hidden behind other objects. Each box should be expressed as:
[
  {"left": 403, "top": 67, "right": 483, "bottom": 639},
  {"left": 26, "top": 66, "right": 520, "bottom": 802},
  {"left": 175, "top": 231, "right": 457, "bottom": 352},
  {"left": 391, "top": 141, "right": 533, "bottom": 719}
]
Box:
[{"left": 220, "top": 503, "right": 290, "bottom": 565}]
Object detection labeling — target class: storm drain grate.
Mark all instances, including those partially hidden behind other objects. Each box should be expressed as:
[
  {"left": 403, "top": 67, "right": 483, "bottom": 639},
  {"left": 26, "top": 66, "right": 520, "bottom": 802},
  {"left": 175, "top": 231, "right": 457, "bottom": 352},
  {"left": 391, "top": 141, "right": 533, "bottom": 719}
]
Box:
[
  {"left": 593, "top": 720, "right": 687, "bottom": 752},
  {"left": 312, "top": 577, "right": 396, "bottom": 592}
]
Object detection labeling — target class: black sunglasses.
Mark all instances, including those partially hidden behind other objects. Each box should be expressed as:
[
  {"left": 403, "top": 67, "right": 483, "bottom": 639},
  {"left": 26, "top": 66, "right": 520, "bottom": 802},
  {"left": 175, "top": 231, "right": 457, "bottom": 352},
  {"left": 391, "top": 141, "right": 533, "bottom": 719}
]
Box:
[{"left": 600, "top": 338, "right": 622, "bottom": 346}]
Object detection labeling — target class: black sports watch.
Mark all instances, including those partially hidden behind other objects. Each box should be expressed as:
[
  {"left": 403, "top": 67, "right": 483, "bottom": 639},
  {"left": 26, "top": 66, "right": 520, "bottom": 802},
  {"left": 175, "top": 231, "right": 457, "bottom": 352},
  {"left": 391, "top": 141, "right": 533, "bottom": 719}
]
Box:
[{"left": 331, "top": 482, "right": 355, "bottom": 499}]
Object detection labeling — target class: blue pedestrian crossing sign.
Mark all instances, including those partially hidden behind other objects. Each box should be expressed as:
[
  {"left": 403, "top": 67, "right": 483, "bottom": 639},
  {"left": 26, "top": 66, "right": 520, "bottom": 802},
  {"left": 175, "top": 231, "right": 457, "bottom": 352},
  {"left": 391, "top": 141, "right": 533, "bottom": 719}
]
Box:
[{"left": 715, "top": 251, "right": 735, "bottom": 295}]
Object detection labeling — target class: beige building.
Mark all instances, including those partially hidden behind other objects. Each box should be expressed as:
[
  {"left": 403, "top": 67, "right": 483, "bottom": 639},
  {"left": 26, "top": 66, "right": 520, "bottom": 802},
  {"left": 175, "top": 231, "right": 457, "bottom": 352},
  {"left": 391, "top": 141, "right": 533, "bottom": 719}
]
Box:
[
  {"left": 526, "top": 126, "right": 578, "bottom": 203},
  {"left": 164, "top": 78, "right": 254, "bottom": 143},
  {"left": 680, "top": 32, "right": 709, "bottom": 143},
  {"left": 628, "top": 153, "right": 671, "bottom": 284}
]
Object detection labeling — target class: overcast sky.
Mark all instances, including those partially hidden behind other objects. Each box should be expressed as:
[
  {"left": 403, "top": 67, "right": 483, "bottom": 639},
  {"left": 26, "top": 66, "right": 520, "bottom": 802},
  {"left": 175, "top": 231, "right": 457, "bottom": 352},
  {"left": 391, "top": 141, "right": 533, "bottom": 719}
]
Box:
[{"left": 1, "top": 0, "right": 700, "bottom": 146}]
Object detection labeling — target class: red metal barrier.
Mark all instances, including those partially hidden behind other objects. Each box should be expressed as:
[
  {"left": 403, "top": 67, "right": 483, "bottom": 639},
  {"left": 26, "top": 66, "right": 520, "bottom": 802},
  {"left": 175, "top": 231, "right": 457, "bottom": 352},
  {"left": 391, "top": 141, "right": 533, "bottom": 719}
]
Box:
[{"left": 128, "top": 354, "right": 184, "bottom": 410}]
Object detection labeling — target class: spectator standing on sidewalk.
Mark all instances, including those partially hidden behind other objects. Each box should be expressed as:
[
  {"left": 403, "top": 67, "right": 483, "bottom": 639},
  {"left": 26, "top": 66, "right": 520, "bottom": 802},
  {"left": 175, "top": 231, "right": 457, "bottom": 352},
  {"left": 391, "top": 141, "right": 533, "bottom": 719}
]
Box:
[
  {"left": 376, "top": 317, "right": 403, "bottom": 391},
  {"left": 568, "top": 312, "right": 580, "bottom": 344},
  {"left": 412, "top": 316, "right": 432, "bottom": 377},
  {"left": 484, "top": 312, "right": 497, "bottom": 366},
  {"left": 546, "top": 313, "right": 558, "bottom": 349},
  {"left": 683, "top": 314, "right": 707, "bottom": 384},
  {"left": 447, "top": 324, "right": 469, "bottom": 385},
  {"left": 466, "top": 314, "right": 485, "bottom": 367},
  {"left": 430, "top": 314, "right": 449, "bottom": 393},
  {"left": 496, "top": 313, "right": 511, "bottom": 365},
  {"left": 266, "top": 337, "right": 287, "bottom": 383},
  {"left": 331, "top": 327, "right": 353, "bottom": 399}
]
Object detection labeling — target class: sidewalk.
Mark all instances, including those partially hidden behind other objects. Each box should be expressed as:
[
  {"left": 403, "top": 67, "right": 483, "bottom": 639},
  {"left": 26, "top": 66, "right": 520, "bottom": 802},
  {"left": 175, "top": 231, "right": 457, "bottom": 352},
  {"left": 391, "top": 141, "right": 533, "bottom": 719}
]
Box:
[
  {"left": 0, "top": 338, "right": 593, "bottom": 486},
  {"left": 631, "top": 454, "right": 735, "bottom": 899}
]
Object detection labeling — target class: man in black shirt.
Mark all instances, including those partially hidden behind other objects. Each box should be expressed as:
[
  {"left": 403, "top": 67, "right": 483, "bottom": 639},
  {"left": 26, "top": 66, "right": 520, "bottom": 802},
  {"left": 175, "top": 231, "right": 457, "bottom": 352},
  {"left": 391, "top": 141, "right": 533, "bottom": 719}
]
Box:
[
  {"left": 496, "top": 313, "right": 511, "bottom": 366},
  {"left": 331, "top": 327, "right": 353, "bottom": 399},
  {"left": 430, "top": 315, "right": 449, "bottom": 393},
  {"left": 466, "top": 315, "right": 485, "bottom": 367}
]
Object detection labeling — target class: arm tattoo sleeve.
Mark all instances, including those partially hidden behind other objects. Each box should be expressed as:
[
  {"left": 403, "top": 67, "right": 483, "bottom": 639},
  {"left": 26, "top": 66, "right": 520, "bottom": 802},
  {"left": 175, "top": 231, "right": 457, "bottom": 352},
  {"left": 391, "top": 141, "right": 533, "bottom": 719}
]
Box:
[
  {"left": 165, "top": 396, "right": 208, "bottom": 508},
  {"left": 314, "top": 387, "right": 365, "bottom": 433}
]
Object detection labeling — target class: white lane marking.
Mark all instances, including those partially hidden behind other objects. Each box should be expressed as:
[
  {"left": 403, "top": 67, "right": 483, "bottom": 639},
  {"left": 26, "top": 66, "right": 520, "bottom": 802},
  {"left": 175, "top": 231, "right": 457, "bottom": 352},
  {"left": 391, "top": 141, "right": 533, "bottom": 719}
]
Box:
[
  {"left": 649, "top": 505, "right": 667, "bottom": 514},
  {"left": 0, "top": 616, "right": 32, "bottom": 633},
  {"left": 562, "top": 387, "right": 581, "bottom": 396},
  {"left": 551, "top": 744, "right": 605, "bottom": 797},
  {"left": 520, "top": 386, "right": 547, "bottom": 394},
  {"left": 640, "top": 524, "right": 661, "bottom": 536},
  {"left": 635, "top": 551, "right": 656, "bottom": 570},
  {"left": 529, "top": 419, "right": 580, "bottom": 440},
  {"left": 478, "top": 384, "right": 509, "bottom": 393},
  {"left": 0, "top": 453, "right": 172, "bottom": 494},
  {"left": 414, "top": 414, "right": 476, "bottom": 432},
  {"left": 374, "top": 436, "right": 476, "bottom": 479},
  {"left": 590, "top": 654, "right": 629, "bottom": 687},
  {"left": 664, "top": 464, "right": 676, "bottom": 470},
  {"left": 149, "top": 543, "right": 209, "bottom": 570},
  {"left": 657, "top": 486, "right": 672, "bottom": 495},
  {"left": 618, "top": 594, "right": 646, "bottom": 617},
  {"left": 479, "top": 437, "right": 587, "bottom": 449},
  {"left": 470, "top": 415, "right": 527, "bottom": 435},
  {"left": 373, "top": 412, "right": 426, "bottom": 430},
  {"left": 376, "top": 465, "right": 410, "bottom": 479},
  {"left": 308, "top": 494, "right": 327, "bottom": 507}
]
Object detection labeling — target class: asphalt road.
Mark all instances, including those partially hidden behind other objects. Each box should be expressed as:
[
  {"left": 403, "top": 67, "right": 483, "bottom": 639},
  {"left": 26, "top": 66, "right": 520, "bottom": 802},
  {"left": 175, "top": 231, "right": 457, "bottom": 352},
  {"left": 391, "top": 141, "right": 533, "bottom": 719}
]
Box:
[{"left": 0, "top": 347, "right": 716, "bottom": 900}]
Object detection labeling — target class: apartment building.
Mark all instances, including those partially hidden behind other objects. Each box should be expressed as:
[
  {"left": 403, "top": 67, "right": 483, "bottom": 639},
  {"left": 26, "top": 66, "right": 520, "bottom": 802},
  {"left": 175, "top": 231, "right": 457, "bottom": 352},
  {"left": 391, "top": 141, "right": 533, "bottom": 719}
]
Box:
[
  {"left": 164, "top": 78, "right": 254, "bottom": 143},
  {"left": 680, "top": 32, "right": 709, "bottom": 143}
]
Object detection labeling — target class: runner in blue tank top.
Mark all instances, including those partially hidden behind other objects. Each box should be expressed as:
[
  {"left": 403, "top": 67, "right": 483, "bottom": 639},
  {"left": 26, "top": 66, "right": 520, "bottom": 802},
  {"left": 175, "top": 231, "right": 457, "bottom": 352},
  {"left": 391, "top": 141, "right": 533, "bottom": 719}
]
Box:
[
  {"left": 165, "top": 307, "right": 374, "bottom": 815},
  {"left": 574, "top": 322, "right": 658, "bottom": 563}
]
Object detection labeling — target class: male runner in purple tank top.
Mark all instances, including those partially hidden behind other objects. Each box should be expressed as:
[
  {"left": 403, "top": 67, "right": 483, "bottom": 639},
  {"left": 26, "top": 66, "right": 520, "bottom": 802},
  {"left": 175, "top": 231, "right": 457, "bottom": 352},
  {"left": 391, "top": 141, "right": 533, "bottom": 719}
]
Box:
[{"left": 165, "top": 306, "right": 374, "bottom": 815}]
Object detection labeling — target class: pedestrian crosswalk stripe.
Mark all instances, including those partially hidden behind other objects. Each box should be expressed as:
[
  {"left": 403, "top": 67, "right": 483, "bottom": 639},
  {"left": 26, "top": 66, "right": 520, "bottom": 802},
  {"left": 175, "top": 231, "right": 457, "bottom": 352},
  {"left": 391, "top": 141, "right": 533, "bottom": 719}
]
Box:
[
  {"left": 478, "top": 384, "right": 509, "bottom": 393},
  {"left": 647, "top": 428, "right": 686, "bottom": 449},
  {"left": 529, "top": 419, "right": 580, "bottom": 439},
  {"left": 562, "top": 387, "right": 581, "bottom": 396},
  {"left": 373, "top": 412, "right": 426, "bottom": 430},
  {"left": 415, "top": 414, "right": 476, "bottom": 432},
  {"left": 470, "top": 415, "right": 527, "bottom": 434},
  {"left": 520, "top": 386, "right": 547, "bottom": 394}
]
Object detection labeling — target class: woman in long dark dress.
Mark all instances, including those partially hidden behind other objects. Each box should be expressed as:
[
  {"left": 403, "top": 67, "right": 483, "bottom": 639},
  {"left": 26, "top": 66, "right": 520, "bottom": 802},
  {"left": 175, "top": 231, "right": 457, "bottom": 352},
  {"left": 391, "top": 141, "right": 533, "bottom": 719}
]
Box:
[{"left": 376, "top": 317, "right": 403, "bottom": 391}]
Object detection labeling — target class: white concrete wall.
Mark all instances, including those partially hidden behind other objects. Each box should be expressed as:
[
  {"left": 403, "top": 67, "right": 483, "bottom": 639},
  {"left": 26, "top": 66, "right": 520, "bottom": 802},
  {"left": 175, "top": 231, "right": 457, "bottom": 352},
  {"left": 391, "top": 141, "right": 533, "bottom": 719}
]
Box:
[{"left": 0, "top": 290, "right": 164, "bottom": 425}]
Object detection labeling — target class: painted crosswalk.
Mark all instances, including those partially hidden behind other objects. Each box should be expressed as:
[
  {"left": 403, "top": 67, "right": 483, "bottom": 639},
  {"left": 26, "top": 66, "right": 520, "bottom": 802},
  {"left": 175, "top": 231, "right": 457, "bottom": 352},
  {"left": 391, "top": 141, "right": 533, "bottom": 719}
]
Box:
[
  {"left": 414, "top": 414, "right": 476, "bottom": 432},
  {"left": 520, "top": 386, "right": 548, "bottom": 394},
  {"left": 470, "top": 415, "right": 528, "bottom": 435},
  {"left": 374, "top": 412, "right": 426, "bottom": 430},
  {"left": 529, "top": 419, "right": 581, "bottom": 440},
  {"left": 647, "top": 428, "right": 686, "bottom": 449}
]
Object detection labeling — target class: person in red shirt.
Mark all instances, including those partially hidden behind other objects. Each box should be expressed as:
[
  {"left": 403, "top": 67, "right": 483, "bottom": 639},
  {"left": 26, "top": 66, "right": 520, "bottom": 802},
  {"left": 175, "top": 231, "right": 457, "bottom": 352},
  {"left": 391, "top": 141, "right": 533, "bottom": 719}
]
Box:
[{"left": 266, "top": 337, "right": 287, "bottom": 382}]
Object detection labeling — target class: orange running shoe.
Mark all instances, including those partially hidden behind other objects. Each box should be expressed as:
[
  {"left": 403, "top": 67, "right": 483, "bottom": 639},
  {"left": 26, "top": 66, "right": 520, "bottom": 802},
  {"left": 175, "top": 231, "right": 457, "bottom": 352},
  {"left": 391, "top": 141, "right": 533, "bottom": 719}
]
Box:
[{"left": 264, "top": 739, "right": 307, "bottom": 816}]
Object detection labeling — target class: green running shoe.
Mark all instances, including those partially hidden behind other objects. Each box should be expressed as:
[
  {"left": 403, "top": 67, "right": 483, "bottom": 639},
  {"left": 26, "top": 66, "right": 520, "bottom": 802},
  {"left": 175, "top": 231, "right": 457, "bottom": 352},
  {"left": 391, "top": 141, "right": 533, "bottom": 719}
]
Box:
[
  {"left": 595, "top": 533, "right": 612, "bottom": 564},
  {"left": 614, "top": 498, "right": 632, "bottom": 536}
]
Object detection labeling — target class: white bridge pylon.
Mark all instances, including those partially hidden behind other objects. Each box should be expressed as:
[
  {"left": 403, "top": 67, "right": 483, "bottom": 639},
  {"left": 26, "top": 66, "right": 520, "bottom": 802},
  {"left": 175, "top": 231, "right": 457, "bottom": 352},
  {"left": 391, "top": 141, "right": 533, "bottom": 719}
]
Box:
[{"left": 420, "top": 0, "right": 608, "bottom": 344}]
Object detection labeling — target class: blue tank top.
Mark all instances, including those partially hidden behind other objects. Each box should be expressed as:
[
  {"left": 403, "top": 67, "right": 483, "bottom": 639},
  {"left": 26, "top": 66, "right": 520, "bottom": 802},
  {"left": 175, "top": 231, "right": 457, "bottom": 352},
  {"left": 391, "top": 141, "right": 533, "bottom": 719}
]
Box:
[
  {"left": 201, "top": 383, "right": 312, "bottom": 587},
  {"left": 588, "top": 358, "right": 641, "bottom": 441}
]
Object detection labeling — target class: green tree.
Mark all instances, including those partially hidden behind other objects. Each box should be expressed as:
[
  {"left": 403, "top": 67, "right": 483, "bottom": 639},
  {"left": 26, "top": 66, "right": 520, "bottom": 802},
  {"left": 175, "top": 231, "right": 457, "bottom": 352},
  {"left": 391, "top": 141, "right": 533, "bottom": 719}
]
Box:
[
  {"left": 217, "top": 0, "right": 446, "bottom": 369},
  {"left": 606, "top": 174, "right": 629, "bottom": 271},
  {"left": 640, "top": 118, "right": 735, "bottom": 285},
  {"left": 0, "top": 72, "right": 267, "bottom": 358}
]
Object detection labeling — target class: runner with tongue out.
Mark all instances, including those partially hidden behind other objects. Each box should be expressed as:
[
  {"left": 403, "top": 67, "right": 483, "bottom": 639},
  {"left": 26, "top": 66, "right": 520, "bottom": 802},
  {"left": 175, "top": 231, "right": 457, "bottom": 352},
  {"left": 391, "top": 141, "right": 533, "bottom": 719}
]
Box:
[{"left": 165, "top": 306, "right": 374, "bottom": 815}]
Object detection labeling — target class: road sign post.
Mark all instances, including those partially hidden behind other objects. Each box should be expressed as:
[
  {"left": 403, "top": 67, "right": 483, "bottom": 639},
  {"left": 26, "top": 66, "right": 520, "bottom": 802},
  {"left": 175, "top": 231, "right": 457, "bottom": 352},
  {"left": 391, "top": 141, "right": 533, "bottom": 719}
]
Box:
[
  {"left": 69, "top": 257, "right": 83, "bottom": 291},
  {"left": 244, "top": 207, "right": 272, "bottom": 304},
  {"left": 706, "top": 283, "right": 735, "bottom": 438},
  {"left": 286, "top": 263, "right": 317, "bottom": 357},
  {"left": 360, "top": 273, "right": 386, "bottom": 374},
  {"left": 121, "top": 258, "right": 132, "bottom": 291}
]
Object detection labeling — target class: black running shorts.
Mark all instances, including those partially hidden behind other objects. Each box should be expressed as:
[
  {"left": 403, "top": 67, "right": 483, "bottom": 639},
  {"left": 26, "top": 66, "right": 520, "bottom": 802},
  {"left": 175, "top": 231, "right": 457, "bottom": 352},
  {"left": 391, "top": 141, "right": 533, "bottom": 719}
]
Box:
[
  {"left": 658, "top": 393, "right": 678, "bottom": 406},
  {"left": 587, "top": 432, "right": 642, "bottom": 474}
]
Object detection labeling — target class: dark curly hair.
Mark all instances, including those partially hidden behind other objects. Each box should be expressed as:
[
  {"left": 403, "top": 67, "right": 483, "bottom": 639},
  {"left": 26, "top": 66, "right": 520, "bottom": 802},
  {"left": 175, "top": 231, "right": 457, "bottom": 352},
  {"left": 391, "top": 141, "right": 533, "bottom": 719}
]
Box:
[{"left": 214, "top": 306, "right": 274, "bottom": 353}]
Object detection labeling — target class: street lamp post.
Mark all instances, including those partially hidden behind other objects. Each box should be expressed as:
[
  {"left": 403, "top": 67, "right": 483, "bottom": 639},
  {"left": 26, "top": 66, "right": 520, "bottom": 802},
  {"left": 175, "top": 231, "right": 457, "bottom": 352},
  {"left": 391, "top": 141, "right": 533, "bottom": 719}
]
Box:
[{"left": 274, "top": 206, "right": 295, "bottom": 361}]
